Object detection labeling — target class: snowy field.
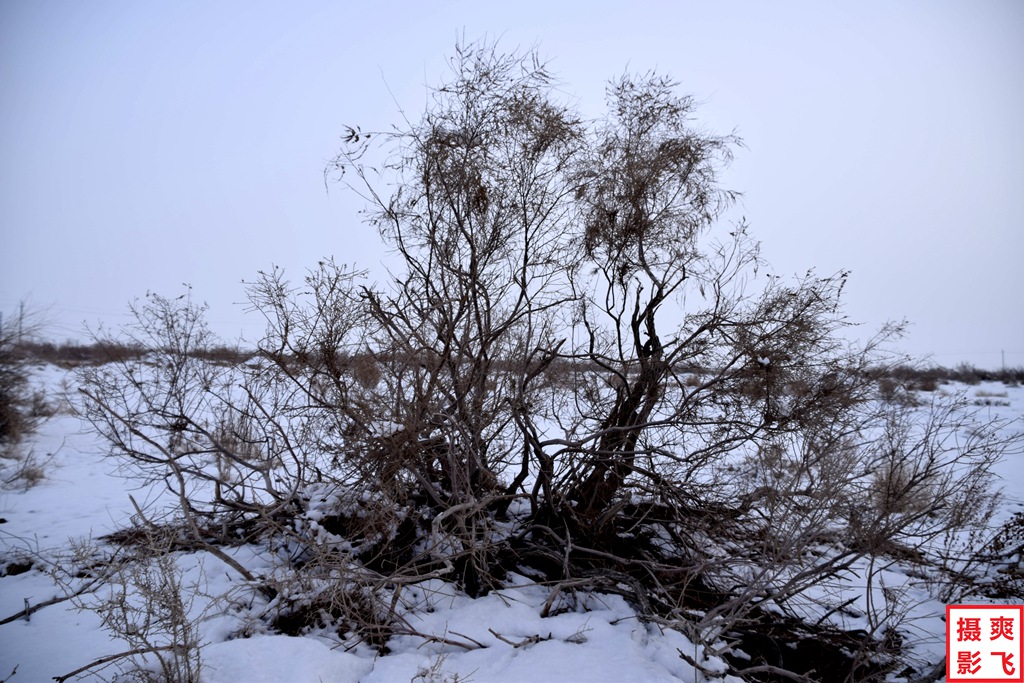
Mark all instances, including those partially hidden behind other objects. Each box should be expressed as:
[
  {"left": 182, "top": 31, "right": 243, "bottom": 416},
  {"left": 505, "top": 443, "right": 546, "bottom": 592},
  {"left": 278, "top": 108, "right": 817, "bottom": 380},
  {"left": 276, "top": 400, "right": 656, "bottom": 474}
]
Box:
[{"left": 1, "top": 363, "right": 1022, "bottom": 682}]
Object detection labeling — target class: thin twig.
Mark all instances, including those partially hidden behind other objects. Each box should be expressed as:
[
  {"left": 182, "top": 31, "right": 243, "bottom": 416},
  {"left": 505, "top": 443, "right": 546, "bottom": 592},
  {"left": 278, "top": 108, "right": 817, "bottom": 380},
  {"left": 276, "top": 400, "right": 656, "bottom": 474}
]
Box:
[
  {"left": 0, "top": 577, "right": 102, "bottom": 626},
  {"left": 488, "top": 628, "right": 549, "bottom": 648}
]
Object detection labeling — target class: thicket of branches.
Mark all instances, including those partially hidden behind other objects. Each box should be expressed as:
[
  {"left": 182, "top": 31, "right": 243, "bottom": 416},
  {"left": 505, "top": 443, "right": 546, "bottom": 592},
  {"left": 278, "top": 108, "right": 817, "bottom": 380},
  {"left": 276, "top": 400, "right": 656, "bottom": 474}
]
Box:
[{"left": 75, "top": 43, "right": 1021, "bottom": 681}]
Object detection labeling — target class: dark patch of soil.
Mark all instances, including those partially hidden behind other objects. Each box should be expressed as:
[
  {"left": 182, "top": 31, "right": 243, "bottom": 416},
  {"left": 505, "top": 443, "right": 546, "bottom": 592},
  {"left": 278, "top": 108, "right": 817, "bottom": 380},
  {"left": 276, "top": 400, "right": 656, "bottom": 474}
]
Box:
[{"left": 1, "top": 559, "right": 33, "bottom": 576}]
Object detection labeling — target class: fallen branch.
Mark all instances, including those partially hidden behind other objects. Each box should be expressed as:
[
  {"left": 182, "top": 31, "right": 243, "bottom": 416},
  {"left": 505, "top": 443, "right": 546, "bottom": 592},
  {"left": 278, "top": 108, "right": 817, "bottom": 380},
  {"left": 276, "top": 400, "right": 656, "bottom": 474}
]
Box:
[
  {"left": 0, "top": 577, "right": 101, "bottom": 626},
  {"left": 677, "top": 647, "right": 726, "bottom": 679},
  {"left": 489, "top": 628, "right": 550, "bottom": 648},
  {"left": 53, "top": 645, "right": 182, "bottom": 682},
  {"left": 908, "top": 658, "right": 947, "bottom": 683},
  {"left": 732, "top": 663, "right": 818, "bottom": 683},
  {"left": 390, "top": 627, "right": 486, "bottom": 651}
]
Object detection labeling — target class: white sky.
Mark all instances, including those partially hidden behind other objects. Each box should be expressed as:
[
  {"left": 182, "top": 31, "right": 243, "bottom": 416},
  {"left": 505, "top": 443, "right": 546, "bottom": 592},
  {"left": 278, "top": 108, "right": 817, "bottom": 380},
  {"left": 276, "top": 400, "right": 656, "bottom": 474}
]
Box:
[{"left": 1, "top": 0, "right": 1022, "bottom": 368}]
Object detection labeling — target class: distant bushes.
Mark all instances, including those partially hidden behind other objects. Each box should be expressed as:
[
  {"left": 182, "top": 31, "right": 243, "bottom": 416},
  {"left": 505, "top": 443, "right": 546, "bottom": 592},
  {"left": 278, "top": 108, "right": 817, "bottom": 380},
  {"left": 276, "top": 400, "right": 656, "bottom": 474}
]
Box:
[
  {"left": 14, "top": 336, "right": 1023, "bottom": 388},
  {"left": 881, "top": 363, "right": 1024, "bottom": 390},
  {"left": 10, "top": 339, "right": 254, "bottom": 368}
]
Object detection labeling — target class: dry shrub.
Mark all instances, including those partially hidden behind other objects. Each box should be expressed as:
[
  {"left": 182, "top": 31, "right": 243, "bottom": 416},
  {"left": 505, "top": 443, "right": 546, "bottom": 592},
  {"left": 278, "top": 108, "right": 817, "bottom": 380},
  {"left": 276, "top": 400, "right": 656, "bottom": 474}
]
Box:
[
  {"left": 350, "top": 353, "right": 382, "bottom": 389},
  {"left": 877, "top": 377, "right": 920, "bottom": 406},
  {"left": 0, "top": 361, "right": 29, "bottom": 456},
  {"left": 58, "top": 533, "right": 203, "bottom": 683},
  {"left": 1, "top": 450, "right": 50, "bottom": 490},
  {"left": 683, "top": 372, "right": 702, "bottom": 388},
  {"left": 870, "top": 457, "right": 938, "bottom": 516},
  {"left": 0, "top": 312, "right": 53, "bottom": 486}
]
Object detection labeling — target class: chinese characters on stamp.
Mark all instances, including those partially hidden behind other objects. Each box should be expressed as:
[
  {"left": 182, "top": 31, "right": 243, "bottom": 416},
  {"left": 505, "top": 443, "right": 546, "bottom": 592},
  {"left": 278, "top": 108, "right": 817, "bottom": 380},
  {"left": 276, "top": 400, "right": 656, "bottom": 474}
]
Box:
[{"left": 948, "top": 605, "right": 1024, "bottom": 682}]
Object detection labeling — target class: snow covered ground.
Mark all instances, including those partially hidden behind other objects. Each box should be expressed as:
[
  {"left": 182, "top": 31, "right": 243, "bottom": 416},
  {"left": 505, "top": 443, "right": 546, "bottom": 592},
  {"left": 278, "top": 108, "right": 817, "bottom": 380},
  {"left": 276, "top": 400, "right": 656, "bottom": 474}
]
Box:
[{"left": 1, "top": 364, "right": 1022, "bottom": 682}]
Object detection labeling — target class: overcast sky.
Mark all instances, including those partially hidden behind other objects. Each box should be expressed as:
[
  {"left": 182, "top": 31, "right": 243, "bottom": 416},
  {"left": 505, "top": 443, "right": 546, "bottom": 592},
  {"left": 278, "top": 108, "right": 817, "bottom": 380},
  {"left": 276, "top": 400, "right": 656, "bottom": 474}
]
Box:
[{"left": 2, "top": 0, "right": 1022, "bottom": 368}]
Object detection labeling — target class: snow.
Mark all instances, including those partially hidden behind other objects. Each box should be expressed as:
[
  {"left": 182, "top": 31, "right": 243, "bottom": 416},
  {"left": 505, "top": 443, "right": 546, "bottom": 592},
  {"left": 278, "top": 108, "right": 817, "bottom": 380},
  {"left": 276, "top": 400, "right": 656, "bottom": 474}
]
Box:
[
  {"left": 1, "top": 364, "right": 1022, "bottom": 682},
  {"left": 202, "top": 637, "right": 372, "bottom": 683}
]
